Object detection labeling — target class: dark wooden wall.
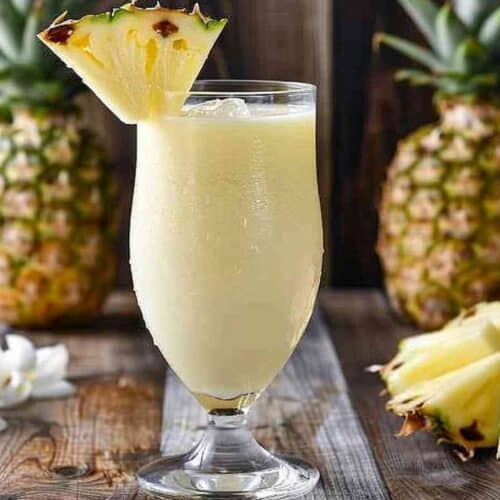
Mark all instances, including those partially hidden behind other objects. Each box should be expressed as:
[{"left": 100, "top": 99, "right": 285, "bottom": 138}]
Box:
[
  {"left": 92, "top": 0, "right": 437, "bottom": 288},
  {"left": 333, "top": 0, "right": 437, "bottom": 287}
]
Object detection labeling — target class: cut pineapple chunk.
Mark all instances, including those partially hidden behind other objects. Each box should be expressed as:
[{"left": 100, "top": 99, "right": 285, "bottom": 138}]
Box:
[
  {"left": 397, "top": 321, "right": 481, "bottom": 354},
  {"left": 383, "top": 319, "right": 500, "bottom": 395},
  {"left": 377, "top": 301, "right": 500, "bottom": 457},
  {"left": 387, "top": 353, "right": 500, "bottom": 454},
  {"left": 446, "top": 302, "right": 500, "bottom": 330},
  {"left": 39, "top": 3, "right": 227, "bottom": 123}
]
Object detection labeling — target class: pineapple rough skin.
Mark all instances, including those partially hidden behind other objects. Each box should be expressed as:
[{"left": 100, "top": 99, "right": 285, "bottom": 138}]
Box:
[
  {"left": 378, "top": 100, "right": 500, "bottom": 330},
  {"left": 0, "top": 108, "right": 119, "bottom": 327}
]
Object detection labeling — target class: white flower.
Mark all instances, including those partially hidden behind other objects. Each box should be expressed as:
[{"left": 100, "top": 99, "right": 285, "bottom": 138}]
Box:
[
  {"left": 0, "top": 370, "right": 32, "bottom": 408},
  {"left": 0, "top": 335, "right": 35, "bottom": 409},
  {"left": 32, "top": 344, "right": 75, "bottom": 399},
  {"left": 0, "top": 334, "right": 75, "bottom": 410},
  {"left": 0, "top": 417, "right": 7, "bottom": 432},
  {"left": 0, "top": 334, "right": 36, "bottom": 372}
]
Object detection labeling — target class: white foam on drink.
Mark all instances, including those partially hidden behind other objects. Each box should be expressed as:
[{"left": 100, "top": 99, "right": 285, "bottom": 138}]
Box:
[{"left": 186, "top": 98, "right": 251, "bottom": 119}]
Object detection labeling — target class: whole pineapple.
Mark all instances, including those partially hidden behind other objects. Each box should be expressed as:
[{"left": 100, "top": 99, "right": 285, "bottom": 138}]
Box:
[
  {"left": 377, "top": 0, "right": 500, "bottom": 330},
  {"left": 0, "top": 1, "right": 119, "bottom": 327}
]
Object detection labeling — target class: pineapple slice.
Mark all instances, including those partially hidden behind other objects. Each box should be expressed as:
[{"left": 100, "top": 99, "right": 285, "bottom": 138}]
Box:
[
  {"left": 396, "top": 319, "right": 483, "bottom": 354},
  {"left": 387, "top": 353, "right": 500, "bottom": 456},
  {"left": 446, "top": 302, "right": 500, "bottom": 330},
  {"left": 39, "top": 3, "right": 227, "bottom": 123},
  {"left": 383, "top": 319, "right": 500, "bottom": 395},
  {"left": 395, "top": 302, "right": 500, "bottom": 357}
]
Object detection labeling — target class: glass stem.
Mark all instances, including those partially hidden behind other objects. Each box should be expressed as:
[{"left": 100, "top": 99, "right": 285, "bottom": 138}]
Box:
[
  {"left": 137, "top": 405, "right": 320, "bottom": 497},
  {"left": 185, "top": 410, "right": 279, "bottom": 473},
  {"left": 209, "top": 410, "right": 248, "bottom": 428}
]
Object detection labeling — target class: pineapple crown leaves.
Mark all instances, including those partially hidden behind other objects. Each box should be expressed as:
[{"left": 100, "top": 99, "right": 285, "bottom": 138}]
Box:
[
  {"left": 375, "top": 0, "right": 500, "bottom": 98},
  {"left": 0, "top": 0, "right": 99, "bottom": 112}
]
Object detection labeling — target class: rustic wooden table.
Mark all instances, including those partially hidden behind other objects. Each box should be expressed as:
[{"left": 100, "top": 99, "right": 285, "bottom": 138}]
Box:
[{"left": 0, "top": 290, "right": 498, "bottom": 499}]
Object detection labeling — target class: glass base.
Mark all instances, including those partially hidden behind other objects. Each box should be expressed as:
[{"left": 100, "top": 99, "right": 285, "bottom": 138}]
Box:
[
  {"left": 137, "top": 412, "right": 319, "bottom": 499},
  {"left": 137, "top": 453, "right": 319, "bottom": 499}
]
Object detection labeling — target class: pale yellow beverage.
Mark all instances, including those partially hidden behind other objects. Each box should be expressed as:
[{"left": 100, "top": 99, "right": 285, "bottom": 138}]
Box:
[{"left": 130, "top": 101, "right": 323, "bottom": 409}]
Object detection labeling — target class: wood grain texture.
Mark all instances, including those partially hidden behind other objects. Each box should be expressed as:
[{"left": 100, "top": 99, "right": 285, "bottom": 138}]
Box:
[
  {"left": 0, "top": 293, "right": 166, "bottom": 499},
  {"left": 161, "top": 310, "right": 389, "bottom": 500},
  {"left": 320, "top": 290, "right": 500, "bottom": 500},
  {"left": 1, "top": 290, "right": 498, "bottom": 498}
]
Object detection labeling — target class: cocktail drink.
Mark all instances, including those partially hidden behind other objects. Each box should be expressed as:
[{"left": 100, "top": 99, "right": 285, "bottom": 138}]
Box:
[
  {"left": 41, "top": 5, "right": 322, "bottom": 498},
  {"left": 130, "top": 83, "right": 323, "bottom": 498},
  {"left": 132, "top": 85, "right": 322, "bottom": 413}
]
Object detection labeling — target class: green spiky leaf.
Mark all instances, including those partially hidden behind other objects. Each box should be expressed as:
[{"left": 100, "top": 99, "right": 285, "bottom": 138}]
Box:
[
  {"left": 435, "top": 4, "right": 468, "bottom": 60},
  {"left": 379, "top": 1, "right": 500, "bottom": 97},
  {"left": 11, "top": 0, "right": 33, "bottom": 14},
  {"left": 454, "top": 38, "right": 490, "bottom": 73},
  {"left": 395, "top": 69, "right": 436, "bottom": 85},
  {"left": 0, "top": 0, "right": 101, "bottom": 109},
  {"left": 376, "top": 33, "right": 445, "bottom": 71},
  {"left": 0, "top": 55, "right": 9, "bottom": 73},
  {"left": 398, "top": 0, "right": 440, "bottom": 51},
  {"left": 453, "top": 0, "right": 500, "bottom": 31},
  {"left": 479, "top": 6, "right": 500, "bottom": 56},
  {"left": 58, "top": 0, "right": 99, "bottom": 18},
  {"left": 468, "top": 73, "right": 499, "bottom": 87},
  {"left": 0, "top": 1, "right": 23, "bottom": 60},
  {"left": 435, "top": 73, "right": 499, "bottom": 94},
  {"left": 20, "top": 11, "right": 42, "bottom": 65}
]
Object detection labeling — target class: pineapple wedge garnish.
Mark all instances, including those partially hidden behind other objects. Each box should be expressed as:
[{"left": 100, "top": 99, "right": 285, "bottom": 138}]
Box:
[
  {"left": 387, "top": 353, "right": 500, "bottom": 458},
  {"left": 377, "top": 302, "right": 500, "bottom": 458},
  {"left": 38, "top": 3, "right": 227, "bottom": 123}
]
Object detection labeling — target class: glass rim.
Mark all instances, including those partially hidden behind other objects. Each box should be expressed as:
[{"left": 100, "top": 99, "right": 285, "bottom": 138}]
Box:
[{"left": 168, "top": 79, "right": 316, "bottom": 97}]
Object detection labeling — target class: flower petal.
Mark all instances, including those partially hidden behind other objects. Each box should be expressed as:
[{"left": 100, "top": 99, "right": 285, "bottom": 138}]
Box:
[
  {"left": 0, "top": 417, "right": 7, "bottom": 432},
  {"left": 31, "top": 380, "right": 75, "bottom": 399},
  {"left": 33, "top": 344, "right": 69, "bottom": 387},
  {"left": 0, "top": 371, "right": 32, "bottom": 409},
  {"left": 0, "top": 335, "right": 36, "bottom": 375}
]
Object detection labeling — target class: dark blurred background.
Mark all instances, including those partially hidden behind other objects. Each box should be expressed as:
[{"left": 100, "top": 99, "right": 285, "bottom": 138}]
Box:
[{"left": 96, "top": 0, "right": 437, "bottom": 290}]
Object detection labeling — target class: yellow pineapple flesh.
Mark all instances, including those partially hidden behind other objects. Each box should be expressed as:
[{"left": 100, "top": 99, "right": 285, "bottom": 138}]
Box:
[{"left": 382, "top": 319, "right": 500, "bottom": 395}]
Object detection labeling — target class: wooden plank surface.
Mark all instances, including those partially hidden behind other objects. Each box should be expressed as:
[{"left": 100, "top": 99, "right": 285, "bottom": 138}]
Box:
[
  {"left": 320, "top": 290, "right": 500, "bottom": 500},
  {"left": 162, "top": 310, "right": 389, "bottom": 500},
  {"left": 0, "top": 293, "right": 166, "bottom": 499},
  {"left": 2, "top": 290, "right": 498, "bottom": 499}
]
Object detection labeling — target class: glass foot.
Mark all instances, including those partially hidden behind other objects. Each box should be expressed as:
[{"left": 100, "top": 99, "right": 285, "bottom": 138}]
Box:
[
  {"left": 138, "top": 453, "right": 319, "bottom": 499},
  {"left": 137, "top": 412, "right": 319, "bottom": 499}
]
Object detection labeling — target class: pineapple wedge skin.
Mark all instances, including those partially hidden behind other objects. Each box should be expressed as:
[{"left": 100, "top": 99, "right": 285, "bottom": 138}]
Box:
[
  {"left": 38, "top": 3, "right": 227, "bottom": 124},
  {"left": 383, "top": 319, "right": 500, "bottom": 395},
  {"left": 387, "top": 353, "right": 500, "bottom": 452}
]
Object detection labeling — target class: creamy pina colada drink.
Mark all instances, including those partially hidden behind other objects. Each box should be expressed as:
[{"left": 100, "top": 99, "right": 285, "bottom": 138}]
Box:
[
  {"left": 41, "top": 4, "right": 323, "bottom": 497},
  {"left": 131, "top": 103, "right": 322, "bottom": 408}
]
